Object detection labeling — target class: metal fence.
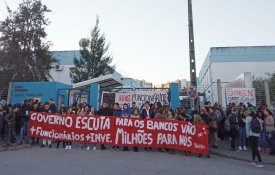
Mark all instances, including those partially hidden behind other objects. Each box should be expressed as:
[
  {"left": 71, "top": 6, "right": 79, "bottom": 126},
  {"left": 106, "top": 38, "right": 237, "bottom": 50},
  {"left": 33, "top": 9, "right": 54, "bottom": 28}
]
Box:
[{"left": 253, "top": 79, "right": 275, "bottom": 110}]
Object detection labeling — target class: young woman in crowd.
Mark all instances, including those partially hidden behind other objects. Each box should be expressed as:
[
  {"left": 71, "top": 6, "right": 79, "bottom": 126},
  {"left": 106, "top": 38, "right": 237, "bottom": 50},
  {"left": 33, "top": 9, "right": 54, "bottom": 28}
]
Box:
[
  {"left": 131, "top": 107, "right": 140, "bottom": 152},
  {"left": 208, "top": 106, "right": 219, "bottom": 148},
  {"left": 246, "top": 107, "right": 264, "bottom": 168},
  {"left": 229, "top": 107, "right": 238, "bottom": 151},
  {"left": 237, "top": 108, "right": 247, "bottom": 151},
  {"left": 65, "top": 107, "right": 74, "bottom": 150},
  {"left": 87, "top": 106, "right": 97, "bottom": 151},
  {"left": 166, "top": 108, "right": 176, "bottom": 154},
  {"left": 112, "top": 103, "right": 121, "bottom": 151},
  {"left": 193, "top": 114, "right": 210, "bottom": 158},
  {"left": 56, "top": 103, "right": 67, "bottom": 149},
  {"left": 262, "top": 109, "right": 275, "bottom": 154}
]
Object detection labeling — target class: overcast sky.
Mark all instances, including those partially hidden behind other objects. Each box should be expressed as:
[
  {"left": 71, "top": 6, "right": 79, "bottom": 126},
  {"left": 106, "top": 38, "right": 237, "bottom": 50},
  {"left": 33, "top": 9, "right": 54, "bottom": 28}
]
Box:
[{"left": 1, "top": 0, "right": 275, "bottom": 85}]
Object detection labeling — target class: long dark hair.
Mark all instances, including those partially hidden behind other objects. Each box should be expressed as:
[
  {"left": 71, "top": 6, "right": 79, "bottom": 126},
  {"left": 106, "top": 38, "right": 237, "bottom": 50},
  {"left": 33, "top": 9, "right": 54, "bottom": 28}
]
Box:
[{"left": 251, "top": 111, "right": 257, "bottom": 118}]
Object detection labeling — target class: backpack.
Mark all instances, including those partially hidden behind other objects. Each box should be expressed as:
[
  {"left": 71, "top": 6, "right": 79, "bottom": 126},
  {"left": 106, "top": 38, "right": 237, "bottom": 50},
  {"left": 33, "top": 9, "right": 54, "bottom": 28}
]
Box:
[{"left": 250, "top": 117, "right": 261, "bottom": 133}]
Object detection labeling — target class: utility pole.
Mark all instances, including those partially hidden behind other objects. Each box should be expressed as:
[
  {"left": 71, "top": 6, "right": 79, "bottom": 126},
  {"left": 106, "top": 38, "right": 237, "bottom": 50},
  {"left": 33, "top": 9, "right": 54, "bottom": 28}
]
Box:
[
  {"left": 188, "top": 0, "right": 197, "bottom": 87},
  {"left": 188, "top": 0, "right": 197, "bottom": 107}
]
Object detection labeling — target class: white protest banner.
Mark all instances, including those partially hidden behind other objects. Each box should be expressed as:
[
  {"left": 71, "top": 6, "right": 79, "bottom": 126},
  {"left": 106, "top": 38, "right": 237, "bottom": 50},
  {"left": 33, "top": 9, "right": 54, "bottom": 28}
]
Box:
[
  {"left": 225, "top": 88, "right": 256, "bottom": 106},
  {"left": 131, "top": 90, "right": 169, "bottom": 108},
  {"left": 115, "top": 92, "right": 132, "bottom": 107},
  {"left": 102, "top": 91, "right": 169, "bottom": 108}
]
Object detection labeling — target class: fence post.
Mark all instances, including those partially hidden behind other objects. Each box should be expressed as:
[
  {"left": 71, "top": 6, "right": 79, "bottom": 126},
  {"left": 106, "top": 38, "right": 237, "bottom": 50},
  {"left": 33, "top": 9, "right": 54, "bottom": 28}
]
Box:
[
  {"left": 264, "top": 80, "right": 271, "bottom": 109},
  {"left": 217, "top": 79, "right": 222, "bottom": 106},
  {"left": 90, "top": 83, "right": 100, "bottom": 110},
  {"left": 170, "top": 83, "right": 179, "bottom": 111}
]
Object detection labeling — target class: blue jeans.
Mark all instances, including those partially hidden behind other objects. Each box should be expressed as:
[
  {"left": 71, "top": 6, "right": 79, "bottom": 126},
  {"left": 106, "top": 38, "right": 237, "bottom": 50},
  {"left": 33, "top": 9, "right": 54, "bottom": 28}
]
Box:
[
  {"left": 238, "top": 126, "right": 246, "bottom": 147},
  {"left": 20, "top": 121, "right": 29, "bottom": 142},
  {"left": 260, "top": 131, "right": 270, "bottom": 150}
]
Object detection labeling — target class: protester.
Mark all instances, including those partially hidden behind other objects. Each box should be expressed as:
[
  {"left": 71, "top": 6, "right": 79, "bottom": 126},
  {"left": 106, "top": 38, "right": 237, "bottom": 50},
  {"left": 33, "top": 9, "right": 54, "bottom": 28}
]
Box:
[
  {"left": 4, "top": 105, "right": 19, "bottom": 146},
  {"left": 262, "top": 109, "right": 275, "bottom": 154},
  {"left": 65, "top": 107, "right": 74, "bottom": 150},
  {"left": 246, "top": 107, "right": 264, "bottom": 168},
  {"left": 193, "top": 114, "right": 209, "bottom": 158},
  {"left": 208, "top": 106, "right": 219, "bottom": 148},
  {"left": 30, "top": 102, "right": 41, "bottom": 145},
  {"left": 41, "top": 102, "right": 52, "bottom": 148},
  {"left": 237, "top": 108, "right": 247, "bottom": 151},
  {"left": 97, "top": 103, "right": 113, "bottom": 150},
  {"left": 19, "top": 100, "right": 31, "bottom": 144},
  {"left": 140, "top": 101, "right": 154, "bottom": 152},
  {"left": 229, "top": 107, "right": 239, "bottom": 151},
  {"left": 56, "top": 103, "right": 67, "bottom": 149},
  {"left": 131, "top": 102, "right": 140, "bottom": 115},
  {"left": 140, "top": 101, "right": 154, "bottom": 119},
  {"left": 86, "top": 106, "right": 97, "bottom": 151}
]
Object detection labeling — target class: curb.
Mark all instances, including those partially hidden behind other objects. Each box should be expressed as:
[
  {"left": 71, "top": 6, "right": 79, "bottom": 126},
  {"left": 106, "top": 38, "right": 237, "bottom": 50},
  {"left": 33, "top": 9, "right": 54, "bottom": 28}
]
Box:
[
  {"left": 211, "top": 150, "right": 275, "bottom": 166},
  {"left": 0, "top": 144, "right": 33, "bottom": 153}
]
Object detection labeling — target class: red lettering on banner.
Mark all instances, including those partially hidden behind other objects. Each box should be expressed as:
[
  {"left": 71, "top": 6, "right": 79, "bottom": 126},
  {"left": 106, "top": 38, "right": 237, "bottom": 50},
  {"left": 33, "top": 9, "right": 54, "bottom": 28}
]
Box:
[{"left": 28, "top": 112, "right": 209, "bottom": 154}]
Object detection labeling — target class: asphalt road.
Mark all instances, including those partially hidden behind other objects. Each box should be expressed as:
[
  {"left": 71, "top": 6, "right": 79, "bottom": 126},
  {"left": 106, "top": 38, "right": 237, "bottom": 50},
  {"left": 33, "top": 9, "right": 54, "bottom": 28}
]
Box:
[{"left": 0, "top": 146, "right": 274, "bottom": 175}]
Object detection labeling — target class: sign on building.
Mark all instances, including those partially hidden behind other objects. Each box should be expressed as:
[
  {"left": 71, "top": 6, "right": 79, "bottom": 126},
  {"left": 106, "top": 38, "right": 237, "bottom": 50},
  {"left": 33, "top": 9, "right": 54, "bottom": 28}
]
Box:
[{"left": 225, "top": 88, "right": 256, "bottom": 106}]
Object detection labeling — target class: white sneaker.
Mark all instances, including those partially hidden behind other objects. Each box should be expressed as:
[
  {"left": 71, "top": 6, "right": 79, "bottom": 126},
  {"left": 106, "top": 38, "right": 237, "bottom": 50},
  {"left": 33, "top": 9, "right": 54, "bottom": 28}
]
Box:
[
  {"left": 255, "top": 164, "right": 264, "bottom": 168},
  {"left": 65, "top": 146, "right": 69, "bottom": 150},
  {"left": 238, "top": 146, "right": 242, "bottom": 151},
  {"left": 93, "top": 146, "right": 96, "bottom": 151},
  {"left": 68, "top": 145, "right": 71, "bottom": 150},
  {"left": 87, "top": 146, "right": 90, "bottom": 151},
  {"left": 243, "top": 146, "right": 247, "bottom": 151},
  {"left": 251, "top": 161, "right": 257, "bottom": 165}
]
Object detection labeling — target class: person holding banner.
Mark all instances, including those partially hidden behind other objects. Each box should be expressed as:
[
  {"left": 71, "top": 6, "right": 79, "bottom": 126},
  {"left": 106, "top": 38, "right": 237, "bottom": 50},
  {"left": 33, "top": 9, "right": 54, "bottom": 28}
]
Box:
[
  {"left": 112, "top": 103, "right": 121, "bottom": 151},
  {"left": 131, "top": 102, "right": 140, "bottom": 115},
  {"left": 121, "top": 103, "right": 131, "bottom": 151},
  {"left": 87, "top": 106, "right": 98, "bottom": 151},
  {"left": 40, "top": 102, "right": 52, "bottom": 148},
  {"left": 56, "top": 104, "right": 68, "bottom": 149},
  {"left": 131, "top": 107, "right": 140, "bottom": 152},
  {"left": 140, "top": 101, "right": 154, "bottom": 152},
  {"left": 193, "top": 114, "right": 207, "bottom": 158},
  {"left": 30, "top": 102, "right": 41, "bottom": 145},
  {"left": 98, "top": 103, "right": 113, "bottom": 150}
]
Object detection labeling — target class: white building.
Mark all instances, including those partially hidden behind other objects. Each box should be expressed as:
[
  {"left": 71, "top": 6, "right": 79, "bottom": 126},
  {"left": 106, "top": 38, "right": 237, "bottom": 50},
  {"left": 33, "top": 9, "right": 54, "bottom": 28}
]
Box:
[
  {"left": 49, "top": 50, "right": 152, "bottom": 89},
  {"left": 198, "top": 46, "right": 275, "bottom": 106}
]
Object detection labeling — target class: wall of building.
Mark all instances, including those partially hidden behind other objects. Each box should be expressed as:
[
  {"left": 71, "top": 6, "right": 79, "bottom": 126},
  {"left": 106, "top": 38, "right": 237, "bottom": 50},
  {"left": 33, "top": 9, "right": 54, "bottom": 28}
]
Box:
[
  {"left": 11, "top": 82, "right": 71, "bottom": 105},
  {"left": 198, "top": 46, "right": 275, "bottom": 107},
  {"left": 49, "top": 65, "right": 74, "bottom": 85}
]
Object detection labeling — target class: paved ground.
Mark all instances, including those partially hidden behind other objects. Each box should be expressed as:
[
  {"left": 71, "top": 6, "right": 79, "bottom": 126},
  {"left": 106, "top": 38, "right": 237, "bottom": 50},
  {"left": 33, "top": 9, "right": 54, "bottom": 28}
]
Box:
[
  {"left": 210, "top": 139, "right": 275, "bottom": 165},
  {"left": 0, "top": 145, "right": 275, "bottom": 175}
]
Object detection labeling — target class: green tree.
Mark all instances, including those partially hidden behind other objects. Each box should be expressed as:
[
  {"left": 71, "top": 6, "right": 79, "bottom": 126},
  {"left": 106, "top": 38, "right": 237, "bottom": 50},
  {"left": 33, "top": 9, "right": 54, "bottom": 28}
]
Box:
[
  {"left": 0, "top": 0, "right": 56, "bottom": 87},
  {"left": 73, "top": 17, "right": 115, "bottom": 83}
]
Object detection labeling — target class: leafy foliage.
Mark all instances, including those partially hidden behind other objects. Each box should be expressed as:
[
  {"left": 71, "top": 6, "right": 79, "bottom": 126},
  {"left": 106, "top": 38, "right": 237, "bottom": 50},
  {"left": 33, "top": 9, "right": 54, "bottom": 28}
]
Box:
[
  {"left": 72, "top": 17, "right": 115, "bottom": 83},
  {"left": 0, "top": 0, "right": 56, "bottom": 87}
]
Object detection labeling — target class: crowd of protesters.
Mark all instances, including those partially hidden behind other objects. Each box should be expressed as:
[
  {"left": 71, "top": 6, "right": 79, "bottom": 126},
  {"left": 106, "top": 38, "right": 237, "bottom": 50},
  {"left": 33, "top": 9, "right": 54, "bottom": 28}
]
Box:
[{"left": 1, "top": 98, "right": 275, "bottom": 167}]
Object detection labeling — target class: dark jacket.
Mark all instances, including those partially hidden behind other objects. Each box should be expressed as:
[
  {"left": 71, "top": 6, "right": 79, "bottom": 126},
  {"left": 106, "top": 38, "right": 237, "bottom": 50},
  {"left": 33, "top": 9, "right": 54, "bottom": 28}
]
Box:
[
  {"left": 5, "top": 112, "right": 16, "bottom": 127},
  {"left": 113, "top": 109, "right": 121, "bottom": 117},
  {"left": 98, "top": 107, "right": 113, "bottom": 116},
  {"left": 140, "top": 108, "right": 154, "bottom": 119},
  {"left": 237, "top": 114, "right": 246, "bottom": 128},
  {"left": 20, "top": 104, "right": 31, "bottom": 121},
  {"left": 49, "top": 103, "right": 57, "bottom": 113}
]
